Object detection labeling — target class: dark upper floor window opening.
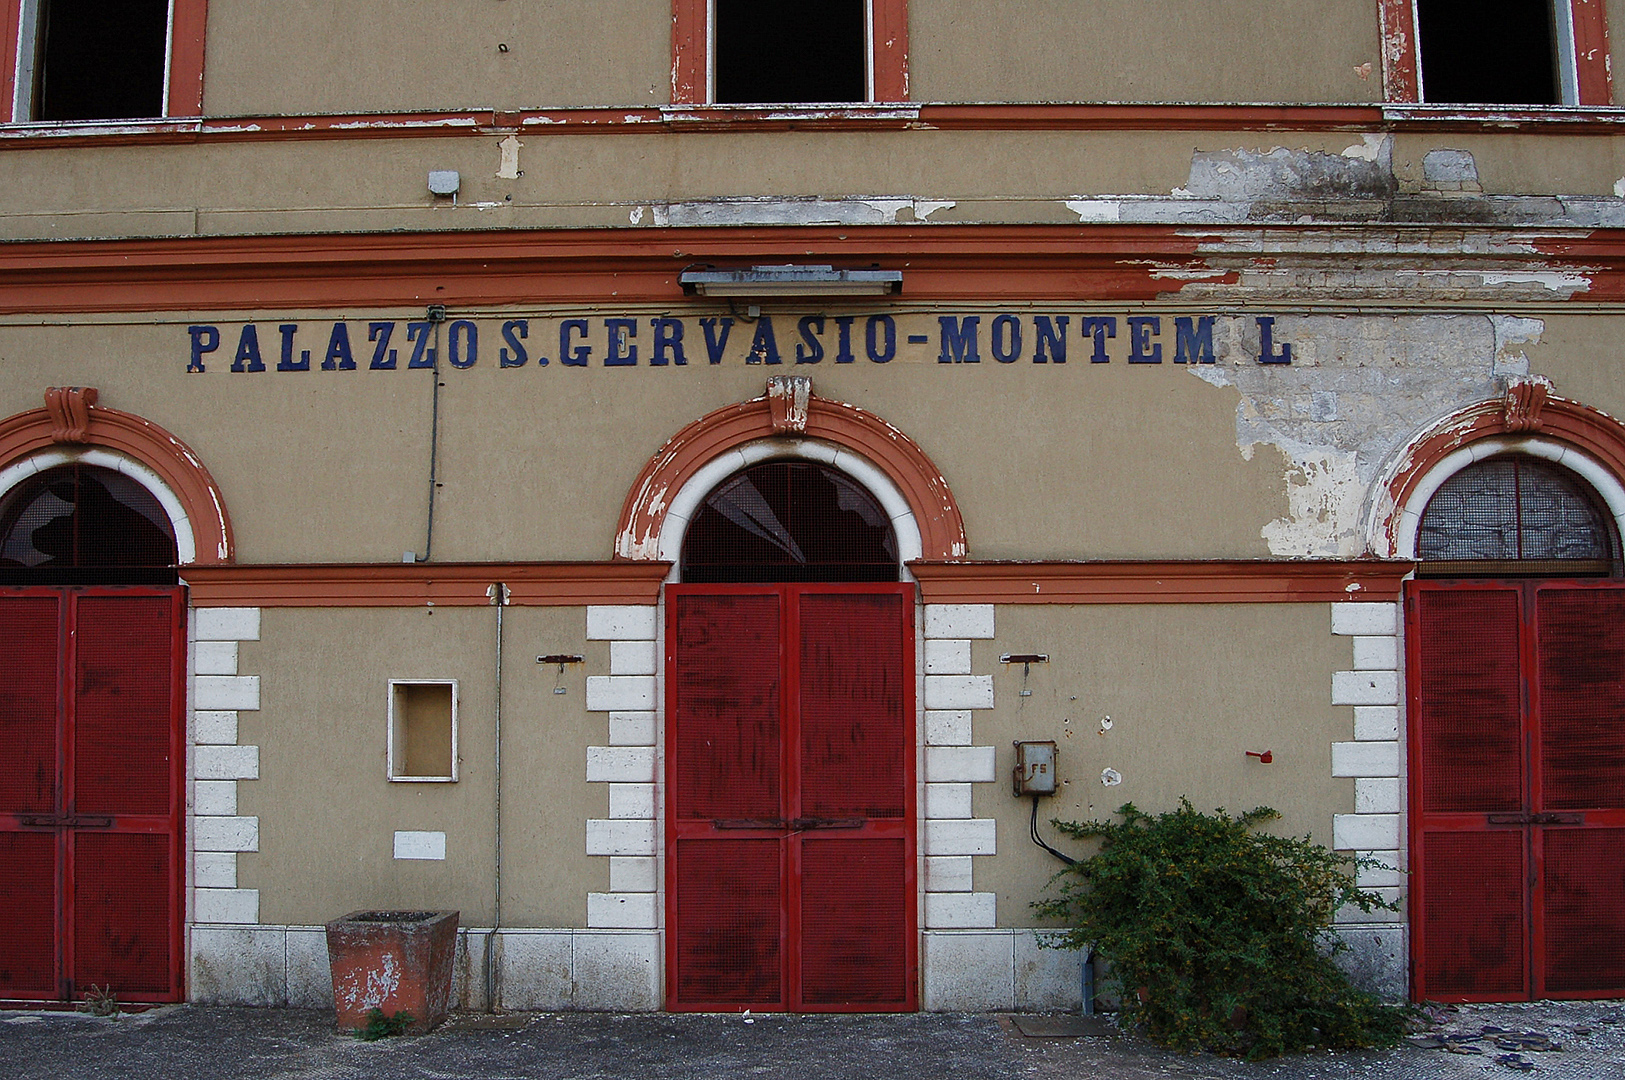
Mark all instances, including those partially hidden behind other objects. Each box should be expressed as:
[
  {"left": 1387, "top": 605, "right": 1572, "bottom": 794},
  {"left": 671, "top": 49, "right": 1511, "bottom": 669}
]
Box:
[
  {"left": 32, "top": 0, "right": 169, "bottom": 121},
  {"left": 1416, "top": 0, "right": 1562, "bottom": 105},
  {"left": 714, "top": 0, "right": 867, "bottom": 104}
]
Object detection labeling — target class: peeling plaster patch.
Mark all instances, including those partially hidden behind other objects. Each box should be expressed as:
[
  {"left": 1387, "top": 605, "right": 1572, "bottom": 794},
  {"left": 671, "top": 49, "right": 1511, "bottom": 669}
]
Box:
[
  {"left": 651, "top": 197, "right": 948, "bottom": 228},
  {"left": 1341, "top": 133, "right": 1389, "bottom": 162},
  {"left": 496, "top": 134, "right": 521, "bottom": 180},
  {"left": 1491, "top": 315, "right": 1544, "bottom": 377},
  {"left": 916, "top": 199, "right": 957, "bottom": 220},
  {"left": 629, "top": 206, "right": 646, "bottom": 225},
  {"left": 1479, "top": 271, "right": 1591, "bottom": 296},
  {"left": 1065, "top": 199, "right": 1121, "bottom": 223},
  {"left": 1186, "top": 144, "right": 1395, "bottom": 202},
  {"left": 1205, "top": 315, "right": 1506, "bottom": 556},
  {"left": 1614, "top": 177, "right": 1625, "bottom": 198}
]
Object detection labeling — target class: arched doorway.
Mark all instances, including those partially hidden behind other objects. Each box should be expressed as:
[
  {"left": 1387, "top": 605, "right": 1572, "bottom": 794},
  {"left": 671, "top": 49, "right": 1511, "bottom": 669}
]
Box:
[
  {"left": 664, "top": 459, "right": 918, "bottom": 1012},
  {"left": 0, "top": 459, "right": 188, "bottom": 1003},
  {"left": 1406, "top": 451, "right": 1625, "bottom": 1001}
]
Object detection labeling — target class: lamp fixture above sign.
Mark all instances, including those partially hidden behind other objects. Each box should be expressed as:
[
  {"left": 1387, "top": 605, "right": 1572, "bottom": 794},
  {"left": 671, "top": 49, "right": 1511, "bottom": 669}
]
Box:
[{"left": 679, "top": 265, "right": 903, "bottom": 297}]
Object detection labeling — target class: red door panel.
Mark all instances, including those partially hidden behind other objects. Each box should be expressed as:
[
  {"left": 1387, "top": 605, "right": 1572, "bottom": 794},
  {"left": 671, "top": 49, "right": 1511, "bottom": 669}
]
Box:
[
  {"left": 0, "top": 587, "right": 183, "bottom": 1003},
  {"left": 1409, "top": 579, "right": 1625, "bottom": 1001},
  {"left": 667, "top": 584, "right": 916, "bottom": 1012}
]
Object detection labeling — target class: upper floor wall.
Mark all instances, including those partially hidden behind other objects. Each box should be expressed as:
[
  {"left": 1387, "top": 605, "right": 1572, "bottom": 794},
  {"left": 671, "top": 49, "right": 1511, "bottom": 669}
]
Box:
[{"left": 5, "top": 1, "right": 1624, "bottom": 120}]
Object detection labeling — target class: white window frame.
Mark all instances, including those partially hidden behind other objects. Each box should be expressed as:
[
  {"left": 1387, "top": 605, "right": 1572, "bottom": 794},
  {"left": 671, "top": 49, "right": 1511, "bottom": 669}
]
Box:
[
  {"left": 11, "top": 0, "right": 178, "bottom": 123},
  {"left": 705, "top": 0, "right": 876, "bottom": 104},
  {"left": 387, "top": 678, "right": 460, "bottom": 783}
]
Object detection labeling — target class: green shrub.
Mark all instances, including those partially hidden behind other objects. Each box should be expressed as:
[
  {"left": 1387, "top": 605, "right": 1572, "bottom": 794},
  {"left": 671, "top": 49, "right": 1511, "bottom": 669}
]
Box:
[
  {"left": 1033, "top": 799, "right": 1409, "bottom": 1059},
  {"left": 357, "top": 1008, "right": 415, "bottom": 1041}
]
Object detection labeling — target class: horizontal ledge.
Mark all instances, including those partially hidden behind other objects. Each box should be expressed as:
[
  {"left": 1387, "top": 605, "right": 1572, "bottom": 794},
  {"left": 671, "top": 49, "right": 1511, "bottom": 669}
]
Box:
[
  {"left": 909, "top": 559, "right": 1415, "bottom": 604},
  {"left": 184, "top": 561, "right": 670, "bottom": 607},
  {"left": 12, "top": 102, "right": 1625, "bottom": 152}
]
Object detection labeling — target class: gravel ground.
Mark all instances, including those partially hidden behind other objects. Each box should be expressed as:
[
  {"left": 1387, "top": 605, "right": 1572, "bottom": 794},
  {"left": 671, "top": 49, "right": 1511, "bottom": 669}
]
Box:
[{"left": 1, "top": 1001, "right": 1620, "bottom": 1080}]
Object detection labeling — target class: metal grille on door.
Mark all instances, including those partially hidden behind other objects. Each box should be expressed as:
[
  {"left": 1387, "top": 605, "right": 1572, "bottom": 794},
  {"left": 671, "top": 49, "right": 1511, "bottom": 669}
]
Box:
[{"left": 666, "top": 584, "right": 917, "bottom": 1012}]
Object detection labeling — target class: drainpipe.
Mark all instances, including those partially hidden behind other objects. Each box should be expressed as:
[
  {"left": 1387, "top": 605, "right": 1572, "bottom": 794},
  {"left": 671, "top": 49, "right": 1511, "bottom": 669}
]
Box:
[{"left": 484, "top": 582, "right": 509, "bottom": 1011}]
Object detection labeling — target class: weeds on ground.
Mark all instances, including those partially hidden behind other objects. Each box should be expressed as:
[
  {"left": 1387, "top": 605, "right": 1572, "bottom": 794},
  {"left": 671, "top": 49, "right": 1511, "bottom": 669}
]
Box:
[
  {"left": 76, "top": 986, "right": 119, "bottom": 1018},
  {"left": 1033, "top": 799, "right": 1412, "bottom": 1060},
  {"left": 357, "top": 1008, "right": 415, "bottom": 1041}
]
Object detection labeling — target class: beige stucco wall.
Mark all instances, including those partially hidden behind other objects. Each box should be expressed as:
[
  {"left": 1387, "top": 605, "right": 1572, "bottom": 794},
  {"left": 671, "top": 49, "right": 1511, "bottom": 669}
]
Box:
[
  {"left": 966, "top": 603, "right": 1357, "bottom": 927},
  {"left": 237, "top": 606, "right": 604, "bottom": 926},
  {"left": 6, "top": 309, "right": 1625, "bottom": 565},
  {"left": 195, "top": 0, "right": 1383, "bottom": 115},
  {"left": 8, "top": 128, "right": 1625, "bottom": 240}
]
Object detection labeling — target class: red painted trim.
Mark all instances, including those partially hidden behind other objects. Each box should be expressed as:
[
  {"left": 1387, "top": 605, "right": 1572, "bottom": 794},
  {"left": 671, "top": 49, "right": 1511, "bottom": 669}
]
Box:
[
  {"left": 616, "top": 392, "right": 967, "bottom": 563},
  {"left": 1, "top": 0, "right": 21, "bottom": 122},
  {"left": 670, "top": 0, "right": 908, "bottom": 105},
  {"left": 910, "top": 560, "right": 1413, "bottom": 604},
  {"left": 0, "top": 402, "right": 234, "bottom": 564},
  {"left": 182, "top": 561, "right": 671, "bottom": 607},
  {"left": 1372, "top": 392, "right": 1625, "bottom": 558},
  {"left": 1379, "top": 0, "right": 1420, "bottom": 103},
  {"left": 0, "top": 224, "right": 1230, "bottom": 314},
  {"left": 167, "top": 0, "right": 209, "bottom": 118},
  {"left": 1387, "top": 0, "right": 1613, "bottom": 106},
  {"left": 1574, "top": 0, "right": 1614, "bottom": 105}
]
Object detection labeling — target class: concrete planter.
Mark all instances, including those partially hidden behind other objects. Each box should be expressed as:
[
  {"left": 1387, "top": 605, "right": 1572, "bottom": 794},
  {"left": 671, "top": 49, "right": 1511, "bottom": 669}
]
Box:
[{"left": 324, "top": 910, "right": 459, "bottom": 1034}]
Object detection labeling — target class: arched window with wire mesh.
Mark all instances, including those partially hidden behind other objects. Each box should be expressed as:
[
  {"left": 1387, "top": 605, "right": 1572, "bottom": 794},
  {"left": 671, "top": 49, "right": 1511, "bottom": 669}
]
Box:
[
  {"left": 0, "top": 463, "right": 177, "bottom": 583},
  {"left": 680, "top": 461, "right": 899, "bottom": 583},
  {"left": 1417, "top": 455, "right": 1620, "bottom": 576}
]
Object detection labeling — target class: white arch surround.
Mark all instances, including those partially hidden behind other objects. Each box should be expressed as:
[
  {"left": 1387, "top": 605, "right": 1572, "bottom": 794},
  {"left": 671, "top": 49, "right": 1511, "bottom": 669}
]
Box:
[
  {"left": 654, "top": 437, "right": 924, "bottom": 581},
  {"left": 0, "top": 446, "right": 198, "bottom": 565},
  {"left": 1394, "top": 435, "right": 1625, "bottom": 561}
]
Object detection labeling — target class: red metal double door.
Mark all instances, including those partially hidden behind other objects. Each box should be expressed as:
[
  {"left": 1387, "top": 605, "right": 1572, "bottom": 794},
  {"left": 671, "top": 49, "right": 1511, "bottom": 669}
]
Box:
[
  {"left": 0, "top": 587, "right": 186, "bottom": 1002},
  {"left": 665, "top": 584, "right": 917, "bottom": 1011},
  {"left": 1408, "top": 579, "right": 1625, "bottom": 1000}
]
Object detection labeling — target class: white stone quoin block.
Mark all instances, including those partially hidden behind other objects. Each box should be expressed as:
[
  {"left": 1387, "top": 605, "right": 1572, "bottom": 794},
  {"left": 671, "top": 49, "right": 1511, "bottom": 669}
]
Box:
[
  {"left": 922, "top": 931, "right": 1014, "bottom": 1011},
  {"left": 195, "top": 744, "right": 260, "bottom": 781},
  {"left": 572, "top": 931, "right": 662, "bottom": 1011},
  {"left": 1353, "top": 706, "right": 1400, "bottom": 741},
  {"left": 1355, "top": 851, "right": 1403, "bottom": 888},
  {"left": 924, "top": 818, "right": 997, "bottom": 856},
  {"left": 193, "top": 851, "right": 238, "bottom": 889},
  {"left": 609, "top": 639, "right": 659, "bottom": 675},
  {"left": 1331, "top": 602, "right": 1397, "bottom": 637},
  {"left": 1331, "top": 740, "right": 1400, "bottom": 777},
  {"left": 924, "top": 891, "right": 998, "bottom": 928},
  {"left": 194, "top": 887, "right": 260, "bottom": 925},
  {"left": 925, "top": 710, "right": 973, "bottom": 746},
  {"left": 925, "top": 782, "right": 973, "bottom": 819},
  {"left": 586, "top": 745, "right": 658, "bottom": 783},
  {"left": 587, "top": 892, "right": 659, "bottom": 929},
  {"left": 924, "top": 639, "right": 972, "bottom": 674},
  {"left": 193, "top": 779, "right": 238, "bottom": 816},
  {"left": 194, "top": 815, "right": 259, "bottom": 852},
  {"left": 609, "top": 856, "right": 658, "bottom": 892},
  {"left": 925, "top": 745, "right": 998, "bottom": 784},
  {"left": 193, "top": 675, "right": 261, "bottom": 712},
  {"left": 924, "top": 675, "right": 995, "bottom": 711},
  {"left": 194, "top": 607, "right": 261, "bottom": 642},
  {"left": 586, "top": 675, "right": 657, "bottom": 712},
  {"left": 1351, "top": 636, "right": 1398, "bottom": 670},
  {"left": 608, "top": 783, "right": 656, "bottom": 819},
  {"left": 1333, "top": 813, "right": 1401, "bottom": 850},
  {"left": 924, "top": 604, "right": 995, "bottom": 640},
  {"left": 1331, "top": 670, "right": 1399, "bottom": 706},
  {"left": 1354, "top": 777, "right": 1402, "bottom": 814},
  {"left": 926, "top": 855, "right": 974, "bottom": 892},
  {"left": 607, "top": 712, "right": 658, "bottom": 746},
  {"left": 586, "top": 818, "right": 658, "bottom": 856},
  {"left": 193, "top": 710, "right": 239, "bottom": 745},
  {"left": 587, "top": 605, "right": 658, "bottom": 641},
  {"left": 192, "top": 640, "right": 238, "bottom": 675}
]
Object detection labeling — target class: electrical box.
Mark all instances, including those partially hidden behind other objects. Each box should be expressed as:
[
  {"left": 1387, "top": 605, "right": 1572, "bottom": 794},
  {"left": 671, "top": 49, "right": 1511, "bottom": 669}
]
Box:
[{"left": 1012, "top": 740, "right": 1058, "bottom": 796}]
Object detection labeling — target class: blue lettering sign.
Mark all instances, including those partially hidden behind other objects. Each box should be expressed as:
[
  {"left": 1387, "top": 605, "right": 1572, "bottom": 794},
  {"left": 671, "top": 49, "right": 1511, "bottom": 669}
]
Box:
[
  {"left": 1033, "top": 316, "right": 1068, "bottom": 364},
  {"left": 701, "top": 317, "right": 733, "bottom": 364},
  {"left": 990, "top": 314, "right": 1021, "bottom": 364},
  {"left": 231, "top": 325, "right": 265, "bottom": 373},
  {"left": 560, "top": 319, "right": 591, "bottom": 366},
  {"left": 834, "top": 316, "right": 856, "bottom": 363},
  {"left": 188, "top": 325, "right": 219, "bottom": 373},
  {"left": 277, "top": 324, "right": 309, "bottom": 372},
  {"left": 651, "top": 318, "right": 685, "bottom": 366},
  {"left": 746, "top": 317, "right": 781, "bottom": 365},
  {"left": 866, "top": 315, "right": 896, "bottom": 363},
  {"left": 937, "top": 316, "right": 981, "bottom": 363},
  {"left": 1257, "top": 317, "right": 1293, "bottom": 364},
  {"left": 1127, "top": 316, "right": 1161, "bottom": 364},
  {"left": 1081, "top": 317, "right": 1116, "bottom": 363},
  {"left": 369, "top": 322, "right": 398, "bottom": 369},
  {"left": 322, "top": 322, "right": 356, "bottom": 371},
  {"left": 406, "top": 322, "right": 436, "bottom": 369},
  {"left": 796, "top": 316, "right": 825, "bottom": 364},
  {"left": 499, "top": 320, "right": 529, "bottom": 368},
  {"left": 1174, "top": 316, "right": 1215, "bottom": 364},
  {"left": 604, "top": 318, "right": 638, "bottom": 366}
]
